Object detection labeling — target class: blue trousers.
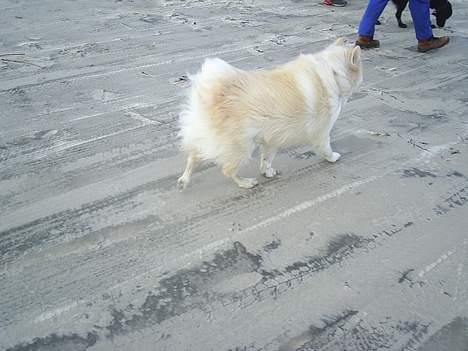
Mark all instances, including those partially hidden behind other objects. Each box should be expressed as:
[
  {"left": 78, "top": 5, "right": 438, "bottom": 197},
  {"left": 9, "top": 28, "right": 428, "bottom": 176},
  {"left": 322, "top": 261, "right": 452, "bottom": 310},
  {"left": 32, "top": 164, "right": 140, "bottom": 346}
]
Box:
[{"left": 358, "top": 0, "right": 433, "bottom": 40}]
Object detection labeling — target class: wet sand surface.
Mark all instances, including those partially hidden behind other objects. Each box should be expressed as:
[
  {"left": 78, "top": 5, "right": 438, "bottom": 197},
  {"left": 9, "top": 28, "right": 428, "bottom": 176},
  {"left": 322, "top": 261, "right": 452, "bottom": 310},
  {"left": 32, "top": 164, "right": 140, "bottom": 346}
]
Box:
[{"left": 1, "top": 0, "right": 468, "bottom": 350}]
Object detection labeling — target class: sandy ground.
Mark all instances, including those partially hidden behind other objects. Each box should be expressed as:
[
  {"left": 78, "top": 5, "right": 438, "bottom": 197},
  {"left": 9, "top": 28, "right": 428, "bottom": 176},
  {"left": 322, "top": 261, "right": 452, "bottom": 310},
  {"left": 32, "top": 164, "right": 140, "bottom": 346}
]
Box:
[{"left": 1, "top": 0, "right": 468, "bottom": 350}]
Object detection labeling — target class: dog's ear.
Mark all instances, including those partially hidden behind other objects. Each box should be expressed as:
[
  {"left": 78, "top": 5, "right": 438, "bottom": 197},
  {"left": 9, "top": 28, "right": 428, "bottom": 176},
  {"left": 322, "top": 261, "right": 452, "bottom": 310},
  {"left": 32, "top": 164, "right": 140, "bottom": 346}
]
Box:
[
  {"left": 350, "top": 46, "right": 361, "bottom": 68},
  {"left": 434, "top": 1, "right": 452, "bottom": 27},
  {"left": 334, "top": 37, "right": 346, "bottom": 46}
]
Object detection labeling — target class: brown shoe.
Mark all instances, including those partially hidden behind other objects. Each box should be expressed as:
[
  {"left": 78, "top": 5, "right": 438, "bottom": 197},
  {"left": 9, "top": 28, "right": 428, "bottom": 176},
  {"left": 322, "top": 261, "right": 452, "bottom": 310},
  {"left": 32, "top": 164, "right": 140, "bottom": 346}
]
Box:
[
  {"left": 355, "top": 35, "right": 380, "bottom": 49},
  {"left": 417, "top": 36, "right": 449, "bottom": 52}
]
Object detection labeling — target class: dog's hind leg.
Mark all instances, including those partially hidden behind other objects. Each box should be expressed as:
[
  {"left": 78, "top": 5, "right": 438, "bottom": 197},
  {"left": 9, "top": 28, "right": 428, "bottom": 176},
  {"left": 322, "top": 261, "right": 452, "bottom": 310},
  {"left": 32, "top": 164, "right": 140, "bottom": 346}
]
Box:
[
  {"left": 177, "top": 151, "right": 199, "bottom": 191},
  {"left": 396, "top": 8, "right": 408, "bottom": 27},
  {"left": 396, "top": 0, "right": 409, "bottom": 28},
  {"left": 259, "top": 143, "right": 278, "bottom": 178},
  {"left": 222, "top": 159, "right": 258, "bottom": 189}
]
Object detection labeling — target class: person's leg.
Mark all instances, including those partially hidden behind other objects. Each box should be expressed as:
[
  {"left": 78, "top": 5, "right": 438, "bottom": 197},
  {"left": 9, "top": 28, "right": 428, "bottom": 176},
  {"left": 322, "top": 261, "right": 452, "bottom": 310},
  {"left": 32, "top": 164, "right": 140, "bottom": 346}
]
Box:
[
  {"left": 356, "top": 0, "right": 389, "bottom": 48},
  {"left": 358, "top": 0, "right": 390, "bottom": 38},
  {"left": 409, "top": 0, "right": 432, "bottom": 40},
  {"left": 410, "top": 0, "right": 449, "bottom": 52}
]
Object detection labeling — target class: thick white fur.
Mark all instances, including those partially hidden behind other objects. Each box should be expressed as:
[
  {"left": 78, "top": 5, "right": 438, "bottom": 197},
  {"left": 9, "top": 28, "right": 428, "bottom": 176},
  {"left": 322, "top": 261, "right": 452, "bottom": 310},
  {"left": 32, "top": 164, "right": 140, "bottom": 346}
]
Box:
[{"left": 177, "top": 38, "right": 363, "bottom": 190}]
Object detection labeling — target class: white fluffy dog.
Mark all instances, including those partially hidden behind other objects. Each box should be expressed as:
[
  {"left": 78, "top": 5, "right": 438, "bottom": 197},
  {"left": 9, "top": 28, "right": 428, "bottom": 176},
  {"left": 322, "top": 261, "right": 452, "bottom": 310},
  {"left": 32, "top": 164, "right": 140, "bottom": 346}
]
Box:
[{"left": 177, "top": 38, "right": 363, "bottom": 190}]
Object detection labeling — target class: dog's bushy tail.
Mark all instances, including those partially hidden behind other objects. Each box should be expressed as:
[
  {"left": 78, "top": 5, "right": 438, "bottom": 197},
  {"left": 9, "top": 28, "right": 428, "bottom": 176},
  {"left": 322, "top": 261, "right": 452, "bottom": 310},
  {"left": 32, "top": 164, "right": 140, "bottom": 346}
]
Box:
[
  {"left": 178, "top": 58, "right": 237, "bottom": 158},
  {"left": 189, "top": 58, "right": 238, "bottom": 88}
]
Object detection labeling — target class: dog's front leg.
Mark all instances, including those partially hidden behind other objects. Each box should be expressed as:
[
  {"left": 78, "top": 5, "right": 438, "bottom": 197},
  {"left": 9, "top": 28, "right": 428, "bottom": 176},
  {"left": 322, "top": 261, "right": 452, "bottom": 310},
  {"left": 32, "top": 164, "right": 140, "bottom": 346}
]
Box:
[
  {"left": 314, "top": 136, "right": 341, "bottom": 163},
  {"left": 259, "top": 144, "right": 278, "bottom": 178}
]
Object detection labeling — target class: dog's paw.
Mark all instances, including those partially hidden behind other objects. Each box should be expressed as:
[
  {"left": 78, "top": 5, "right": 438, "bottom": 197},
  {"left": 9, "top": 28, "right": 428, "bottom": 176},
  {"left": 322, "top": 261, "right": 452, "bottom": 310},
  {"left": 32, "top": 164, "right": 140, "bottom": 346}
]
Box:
[
  {"left": 237, "top": 178, "right": 258, "bottom": 189},
  {"left": 326, "top": 152, "right": 341, "bottom": 163},
  {"left": 177, "top": 176, "right": 189, "bottom": 191},
  {"left": 262, "top": 167, "right": 279, "bottom": 178}
]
